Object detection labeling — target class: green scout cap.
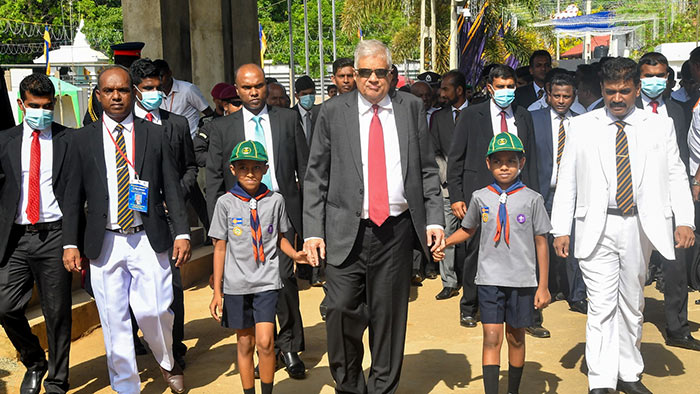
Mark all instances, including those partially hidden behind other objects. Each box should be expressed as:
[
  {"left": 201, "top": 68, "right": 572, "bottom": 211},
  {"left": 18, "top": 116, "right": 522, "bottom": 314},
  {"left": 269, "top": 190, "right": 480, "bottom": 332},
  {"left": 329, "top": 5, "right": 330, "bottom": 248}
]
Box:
[
  {"left": 486, "top": 132, "right": 525, "bottom": 157},
  {"left": 230, "top": 140, "right": 268, "bottom": 163}
]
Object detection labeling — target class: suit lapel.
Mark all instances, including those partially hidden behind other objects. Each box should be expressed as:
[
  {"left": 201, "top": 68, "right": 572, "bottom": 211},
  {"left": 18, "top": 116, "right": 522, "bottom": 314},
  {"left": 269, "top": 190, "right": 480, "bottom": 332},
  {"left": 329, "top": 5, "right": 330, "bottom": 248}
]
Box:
[
  {"left": 268, "top": 106, "right": 282, "bottom": 176},
  {"left": 51, "top": 124, "right": 67, "bottom": 182},
  {"left": 630, "top": 111, "right": 647, "bottom": 191},
  {"left": 595, "top": 111, "right": 612, "bottom": 186},
  {"left": 392, "top": 94, "right": 409, "bottom": 181},
  {"left": 134, "top": 118, "right": 148, "bottom": 176},
  {"left": 7, "top": 127, "right": 23, "bottom": 189},
  {"left": 478, "top": 103, "right": 493, "bottom": 147},
  {"left": 90, "top": 122, "right": 109, "bottom": 191},
  {"left": 344, "top": 92, "right": 363, "bottom": 179}
]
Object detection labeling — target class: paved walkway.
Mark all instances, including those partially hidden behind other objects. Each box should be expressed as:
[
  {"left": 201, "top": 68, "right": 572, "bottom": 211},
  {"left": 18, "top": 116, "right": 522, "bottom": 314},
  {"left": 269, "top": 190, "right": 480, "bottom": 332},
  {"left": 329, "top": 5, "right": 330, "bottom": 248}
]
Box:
[{"left": 3, "top": 278, "right": 700, "bottom": 393}]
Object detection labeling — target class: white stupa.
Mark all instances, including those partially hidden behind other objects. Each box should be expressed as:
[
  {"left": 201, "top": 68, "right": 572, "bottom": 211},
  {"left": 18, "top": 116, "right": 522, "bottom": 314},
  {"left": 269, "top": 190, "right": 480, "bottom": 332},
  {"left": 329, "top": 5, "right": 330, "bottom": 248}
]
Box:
[{"left": 33, "top": 19, "right": 108, "bottom": 64}]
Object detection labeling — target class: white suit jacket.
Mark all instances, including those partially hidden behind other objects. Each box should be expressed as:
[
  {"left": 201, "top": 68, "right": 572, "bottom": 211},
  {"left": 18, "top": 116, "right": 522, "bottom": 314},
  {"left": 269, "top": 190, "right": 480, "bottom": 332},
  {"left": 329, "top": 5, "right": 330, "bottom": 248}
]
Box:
[{"left": 551, "top": 107, "right": 694, "bottom": 260}]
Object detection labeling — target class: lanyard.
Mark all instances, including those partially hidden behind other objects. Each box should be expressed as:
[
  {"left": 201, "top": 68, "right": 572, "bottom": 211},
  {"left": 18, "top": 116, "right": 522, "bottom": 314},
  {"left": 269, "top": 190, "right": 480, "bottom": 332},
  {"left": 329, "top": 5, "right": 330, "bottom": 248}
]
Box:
[
  {"left": 168, "top": 91, "right": 175, "bottom": 112},
  {"left": 103, "top": 118, "right": 138, "bottom": 179}
]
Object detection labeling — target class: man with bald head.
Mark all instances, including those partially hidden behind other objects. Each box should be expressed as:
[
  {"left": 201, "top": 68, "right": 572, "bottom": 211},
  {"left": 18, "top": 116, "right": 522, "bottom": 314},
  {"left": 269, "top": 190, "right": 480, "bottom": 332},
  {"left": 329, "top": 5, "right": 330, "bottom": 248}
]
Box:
[
  {"left": 411, "top": 81, "right": 433, "bottom": 122},
  {"left": 205, "top": 63, "right": 310, "bottom": 378},
  {"left": 62, "top": 65, "right": 191, "bottom": 393},
  {"left": 267, "top": 82, "right": 290, "bottom": 108}
]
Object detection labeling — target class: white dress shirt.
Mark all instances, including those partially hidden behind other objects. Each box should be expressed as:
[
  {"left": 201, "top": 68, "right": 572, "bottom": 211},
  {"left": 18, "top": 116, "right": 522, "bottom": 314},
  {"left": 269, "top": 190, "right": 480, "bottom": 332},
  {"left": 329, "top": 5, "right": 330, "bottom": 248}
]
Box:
[
  {"left": 603, "top": 108, "right": 640, "bottom": 208},
  {"left": 570, "top": 96, "right": 587, "bottom": 114},
  {"left": 298, "top": 104, "right": 310, "bottom": 139},
  {"left": 587, "top": 97, "right": 603, "bottom": 112},
  {"left": 452, "top": 100, "right": 469, "bottom": 122},
  {"left": 160, "top": 78, "right": 209, "bottom": 138},
  {"left": 528, "top": 95, "right": 549, "bottom": 112},
  {"left": 15, "top": 121, "right": 62, "bottom": 224},
  {"left": 358, "top": 93, "right": 408, "bottom": 218},
  {"left": 134, "top": 104, "right": 162, "bottom": 125},
  {"left": 489, "top": 99, "right": 517, "bottom": 136},
  {"left": 242, "top": 105, "right": 280, "bottom": 192},
  {"left": 549, "top": 109, "right": 572, "bottom": 188},
  {"left": 640, "top": 93, "right": 668, "bottom": 117}
]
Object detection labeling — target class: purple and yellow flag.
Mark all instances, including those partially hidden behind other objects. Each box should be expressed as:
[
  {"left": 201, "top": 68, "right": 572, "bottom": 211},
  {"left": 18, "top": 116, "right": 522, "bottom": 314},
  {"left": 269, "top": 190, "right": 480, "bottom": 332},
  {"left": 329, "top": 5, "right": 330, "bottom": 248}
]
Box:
[{"left": 43, "top": 26, "right": 51, "bottom": 75}]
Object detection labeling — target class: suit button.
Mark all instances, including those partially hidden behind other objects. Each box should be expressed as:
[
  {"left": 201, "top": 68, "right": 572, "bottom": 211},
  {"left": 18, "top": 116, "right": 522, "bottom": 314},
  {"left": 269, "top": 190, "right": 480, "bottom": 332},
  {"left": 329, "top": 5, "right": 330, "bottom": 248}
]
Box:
[
  {"left": 102, "top": 214, "right": 107, "bottom": 218},
  {"left": 359, "top": 189, "right": 363, "bottom": 195},
  {"left": 356, "top": 211, "right": 361, "bottom": 217},
  {"left": 105, "top": 195, "right": 109, "bottom": 200}
]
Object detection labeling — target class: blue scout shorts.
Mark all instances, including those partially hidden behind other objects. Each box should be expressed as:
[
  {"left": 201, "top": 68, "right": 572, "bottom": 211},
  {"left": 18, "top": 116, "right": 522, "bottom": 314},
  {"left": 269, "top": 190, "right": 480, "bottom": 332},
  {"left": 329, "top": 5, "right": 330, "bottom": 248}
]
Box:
[
  {"left": 222, "top": 290, "right": 279, "bottom": 330},
  {"left": 478, "top": 285, "right": 536, "bottom": 328}
]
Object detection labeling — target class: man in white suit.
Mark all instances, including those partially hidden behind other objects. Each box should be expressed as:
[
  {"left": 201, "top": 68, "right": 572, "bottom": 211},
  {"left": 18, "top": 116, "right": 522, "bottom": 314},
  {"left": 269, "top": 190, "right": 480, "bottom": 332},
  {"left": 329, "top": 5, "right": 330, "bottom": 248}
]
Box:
[{"left": 551, "top": 57, "right": 695, "bottom": 394}]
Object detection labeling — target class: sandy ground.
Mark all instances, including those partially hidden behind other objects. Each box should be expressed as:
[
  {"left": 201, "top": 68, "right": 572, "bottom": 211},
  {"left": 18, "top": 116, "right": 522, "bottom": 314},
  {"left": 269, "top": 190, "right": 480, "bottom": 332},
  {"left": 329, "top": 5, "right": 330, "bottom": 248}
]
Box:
[{"left": 2, "top": 277, "right": 700, "bottom": 393}]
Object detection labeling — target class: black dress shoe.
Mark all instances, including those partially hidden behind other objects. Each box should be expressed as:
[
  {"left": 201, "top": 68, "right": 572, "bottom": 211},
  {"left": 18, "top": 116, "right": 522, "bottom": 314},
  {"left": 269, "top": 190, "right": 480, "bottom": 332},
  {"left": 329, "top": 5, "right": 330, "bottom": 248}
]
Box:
[
  {"left": 589, "top": 389, "right": 610, "bottom": 394},
  {"left": 525, "top": 325, "right": 551, "bottom": 338},
  {"left": 279, "top": 352, "right": 305, "bottom": 379},
  {"left": 460, "top": 314, "right": 477, "bottom": 328},
  {"left": 411, "top": 274, "right": 424, "bottom": 286},
  {"left": 666, "top": 334, "right": 700, "bottom": 351},
  {"left": 20, "top": 363, "right": 47, "bottom": 394},
  {"left": 435, "top": 287, "right": 459, "bottom": 300},
  {"left": 319, "top": 303, "right": 328, "bottom": 321},
  {"left": 569, "top": 300, "right": 588, "bottom": 315},
  {"left": 617, "top": 379, "right": 652, "bottom": 394},
  {"left": 426, "top": 271, "right": 438, "bottom": 280},
  {"left": 134, "top": 338, "right": 148, "bottom": 355},
  {"left": 310, "top": 279, "right": 325, "bottom": 287}
]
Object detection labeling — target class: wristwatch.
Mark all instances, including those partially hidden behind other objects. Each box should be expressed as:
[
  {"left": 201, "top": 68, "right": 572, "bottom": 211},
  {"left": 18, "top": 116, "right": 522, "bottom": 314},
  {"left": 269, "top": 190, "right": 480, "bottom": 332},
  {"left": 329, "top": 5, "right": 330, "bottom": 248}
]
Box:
[{"left": 692, "top": 178, "right": 700, "bottom": 187}]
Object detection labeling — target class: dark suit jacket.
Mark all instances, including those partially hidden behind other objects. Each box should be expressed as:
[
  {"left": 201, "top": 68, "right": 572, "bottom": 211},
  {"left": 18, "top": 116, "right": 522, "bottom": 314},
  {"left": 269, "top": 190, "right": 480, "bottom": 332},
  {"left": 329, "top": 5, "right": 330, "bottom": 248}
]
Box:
[
  {"left": 429, "top": 106, "right": 457, "bottom": 158},
  {"left": 292, "top": 104, "right": 321, "bottom": 146},
  {"left": 514, "top": 82, "right": 541, "bottom": 109},
  {"left": 303, "top": 90, "right": 444, "bottom": 265},
  {"left": 635, "top": 96, "right": 690, "bottom": 171},
  {"left": 0, "top": 123, "right": 71, "bottom": 261},
  {"left": 447, "top": 100, "right": 539, "bottom": 206},
  {"left": 157, "top": 109, "right": 199, "bottom": 200},
  {"left": 205, "top": 105, "right": 309, "bottom": 236},
  {"left": 63, "top": 116, "right": 189, "bottom": 259}
]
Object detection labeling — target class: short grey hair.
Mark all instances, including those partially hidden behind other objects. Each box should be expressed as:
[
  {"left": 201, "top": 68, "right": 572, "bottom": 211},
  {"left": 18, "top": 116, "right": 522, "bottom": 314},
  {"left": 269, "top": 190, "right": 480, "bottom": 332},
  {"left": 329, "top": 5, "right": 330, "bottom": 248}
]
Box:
[{"left": 354, "top": 39, "right": 392, "bottom": 69}]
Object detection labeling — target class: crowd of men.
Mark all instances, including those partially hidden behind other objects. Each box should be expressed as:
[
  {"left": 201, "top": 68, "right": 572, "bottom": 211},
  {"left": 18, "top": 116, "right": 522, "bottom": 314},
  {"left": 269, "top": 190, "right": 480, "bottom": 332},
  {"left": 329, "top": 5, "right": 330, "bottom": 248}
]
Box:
[{"left": 2, "top": 36, "right": 700, "bottom": 394}]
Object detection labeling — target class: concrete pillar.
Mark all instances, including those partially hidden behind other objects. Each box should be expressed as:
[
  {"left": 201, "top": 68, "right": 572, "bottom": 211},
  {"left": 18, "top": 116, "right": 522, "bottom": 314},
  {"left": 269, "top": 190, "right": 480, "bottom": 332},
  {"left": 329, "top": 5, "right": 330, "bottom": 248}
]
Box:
[{"left": 189, "top": 0, "right": 225, "bottom": 100}]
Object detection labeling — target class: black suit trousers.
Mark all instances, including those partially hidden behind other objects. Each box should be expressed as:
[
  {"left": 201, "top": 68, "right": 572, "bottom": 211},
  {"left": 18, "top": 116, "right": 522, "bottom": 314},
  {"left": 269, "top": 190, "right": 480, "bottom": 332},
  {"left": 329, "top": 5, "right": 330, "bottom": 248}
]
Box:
[
  {"left": 275, "top": 229, "right": 305, "bottom": 353},
  {"left": 658, "top": 248, "right": 690, "bottom": 338},
  {"left": 0, "top": 226, "right": 72, "bottom": 393},
  {"left": 325, "top": 213, "right": 413, "bottom": 394},
  {"left": 459, "top": 227, "right": 481, "bottom": 316}
]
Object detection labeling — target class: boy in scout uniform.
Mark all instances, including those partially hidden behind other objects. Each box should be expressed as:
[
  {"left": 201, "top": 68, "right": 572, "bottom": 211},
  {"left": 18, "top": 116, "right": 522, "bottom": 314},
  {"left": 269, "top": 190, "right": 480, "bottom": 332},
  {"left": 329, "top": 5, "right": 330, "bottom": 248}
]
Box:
[
  {"left": 208, "top": 140, "right": 309, "bottom": 394},
  {"left": 434, "top": 133, "right": 551, "bottom": 394}
]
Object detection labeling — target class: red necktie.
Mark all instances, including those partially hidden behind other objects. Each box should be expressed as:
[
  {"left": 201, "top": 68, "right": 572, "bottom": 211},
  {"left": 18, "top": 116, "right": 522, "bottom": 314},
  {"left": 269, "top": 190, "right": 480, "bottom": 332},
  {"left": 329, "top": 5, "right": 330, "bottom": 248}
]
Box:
[
  {"left": 145, "top": 112, "right": 153, "bottom": 122},
  {"left": 26, "top": 130, "right": 41, "bottom": 224},
  {"left": 500, "top": 111, "right": 508, "bottom": 133},
  {"left": 650, "top": 100, "right": 658, "bottom": 114},
  {"left": 368, "top": 104, "right": 389, "bottom": 226}
]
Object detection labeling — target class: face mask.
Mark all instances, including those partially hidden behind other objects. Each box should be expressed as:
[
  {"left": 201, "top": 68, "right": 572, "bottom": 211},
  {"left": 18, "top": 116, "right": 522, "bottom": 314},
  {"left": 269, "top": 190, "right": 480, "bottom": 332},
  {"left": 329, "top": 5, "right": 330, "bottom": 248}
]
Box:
[
  {"left": 641, "top": 77, "right": 666, "bottom": 99},
  {"left": 491, "top": 87, "right": 516, "bottom": 108},
  {"left": 22, "top": 103, "right": 53, "bottom": 130},
  {"left": 135, "top": 86, "right": 163, "bottom": 111},
  {"left": 299, "top": 94, "right": 315, "bottom": 110}
]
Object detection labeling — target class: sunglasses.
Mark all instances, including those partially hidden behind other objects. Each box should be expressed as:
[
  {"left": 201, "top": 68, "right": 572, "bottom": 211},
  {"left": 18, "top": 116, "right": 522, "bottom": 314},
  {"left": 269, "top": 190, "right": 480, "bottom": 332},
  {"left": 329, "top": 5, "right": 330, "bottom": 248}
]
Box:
[
  {"left": 228, "top": 100, "right": 242, "bottom": 107},
  {"left": 356, "top": 68, "right": 392, "bottom": 79}
]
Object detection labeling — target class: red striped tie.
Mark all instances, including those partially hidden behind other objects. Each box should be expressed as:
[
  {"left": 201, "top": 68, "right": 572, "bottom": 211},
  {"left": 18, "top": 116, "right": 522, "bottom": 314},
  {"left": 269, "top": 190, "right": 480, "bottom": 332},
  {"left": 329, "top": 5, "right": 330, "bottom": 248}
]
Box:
[
  {"left": 26, "top": 130, "right": 41, "bottom": 224},
  {"left": 368, "top": 104, "right": 389, "bottom": 226}
]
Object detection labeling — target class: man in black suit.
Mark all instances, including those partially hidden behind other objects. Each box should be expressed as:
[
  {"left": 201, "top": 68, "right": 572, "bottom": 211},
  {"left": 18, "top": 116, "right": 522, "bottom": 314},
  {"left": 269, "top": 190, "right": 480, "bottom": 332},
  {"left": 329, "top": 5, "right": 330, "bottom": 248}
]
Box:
[
  {"left": 128, "top": 58, "right": 206, "bottom": 367},
  {"left": 637, "top": 52, "right": 700, "bottom": 351},
  {"left": 513, "top": 50, "right": 551, "bottom": 109},
  {"left": 0, "top": 74, "right": 72, "bottom": 394},
  {"left": 62, "top": 65, "right": 191, "bottom": 394},
  {"left": 429, "top": 69, "right": 469, "bottom": 300},
  {"left": 531, "top": 71, "right": 587, "bottom": 325},
  {"left": 447, "top": 64, "right": 539, "bottom": 329},
  {"left": 205, "top": 63, "right": 309, "bottom": 379},
  {"left": 303, "top": 39, "right": 444, "bottom": 394}
]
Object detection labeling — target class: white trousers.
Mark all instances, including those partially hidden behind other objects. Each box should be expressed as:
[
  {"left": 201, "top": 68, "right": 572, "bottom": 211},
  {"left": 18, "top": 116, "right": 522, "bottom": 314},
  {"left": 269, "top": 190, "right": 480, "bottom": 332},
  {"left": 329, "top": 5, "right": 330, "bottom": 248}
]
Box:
[
  {"left": 90, "top": 230, "right": 174, "bottom": 394},
  {"left": 578, "top": 214, "right": 653, "bottom": 389}
]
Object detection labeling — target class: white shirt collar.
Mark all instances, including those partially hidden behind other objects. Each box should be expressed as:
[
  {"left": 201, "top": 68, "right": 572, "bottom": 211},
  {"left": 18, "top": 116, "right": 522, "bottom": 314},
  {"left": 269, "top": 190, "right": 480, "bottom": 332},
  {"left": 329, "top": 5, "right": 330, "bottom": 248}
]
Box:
[
  {"left": 103, "top": 112, "right": 135, "bottom": 133},
  {"left": 549, "top": 107, "right": 572, "bottom": 119},
  {"left": 604, "top": 106, "right": 640, "bottom": 126},
  {"left": 169, "top": 78, "right": 181, "bottom": 94},
  {"left": 641, "top": 92, "right": 664, "bottom": 107},
  {"left": 534, "top": 82, "right": 545, "bottom": 95},
  {"left": 298, "top": 104, "right": 308, "bottom": 117},
  {"left": 358, "top": 92, "right": 392, "bottom": 115},
  {"left": 242, "top": 105, "right": 270, "bottom": 123},
  {"left": 22, "top": 120, "right": 51, "bottom": 136},
  {"left": 453, "top": 99, "right": 469, "bottom": 112},
  {"left": 133, "top": 104, "right": 160, "bottom": 122},
  {"left": 587, "top": 97, "right": 603, "bottom": 111},
  {"left": 490, "top": 99, "right": 514, "bottom": 117}
]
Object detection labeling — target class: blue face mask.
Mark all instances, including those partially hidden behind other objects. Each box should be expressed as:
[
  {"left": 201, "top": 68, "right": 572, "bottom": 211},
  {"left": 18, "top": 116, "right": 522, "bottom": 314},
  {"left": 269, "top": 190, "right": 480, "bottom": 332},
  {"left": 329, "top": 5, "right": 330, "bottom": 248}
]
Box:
[
  {"left": 23, "top": 103, "right": 53, "bottom": 130},
  {"left": 641, "top": 77, "right": 667, "bottom": 99},
  {"left": 491, "top": 87, "right": 516, "bottom": 108},
  {"left": 299, "top": 94, "right": 315, "bottom": 110},
  {"left": 135, "top": 86, "right": 163, "bottom": 111}
]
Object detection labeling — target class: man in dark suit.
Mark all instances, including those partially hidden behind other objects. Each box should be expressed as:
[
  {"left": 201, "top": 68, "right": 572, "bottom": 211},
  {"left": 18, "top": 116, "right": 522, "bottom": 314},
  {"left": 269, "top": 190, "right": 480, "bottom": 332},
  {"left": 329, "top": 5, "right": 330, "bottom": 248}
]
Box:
[
  {"left": 303, "top": 40, "right": 445, "bottom": 394},
  {"left": 531, "top": 71, "right": 587, "bottom": 328},
  {"left": 128, "top": 58, "right": 207, "bottom": 367},
  {"left": 62, "top": 65, "right": 191, "bottom": 394},
  {"left": 205, "top": 63, "right": 309, "bottom": 379},
  {"left": 429, "top": 69, "right": 469, "bottom": 300},
  {"left": 514, "top": 50, "right": 551, "bottom": 109},
  {"left": 0, "top": 74, "right": 72, "bottom": 394},
  {"left": 637, "top": 52, "right": 700, "bottom": 351},
  {"left": 447, "top": 64, "right": 539, "bottom": 330}
]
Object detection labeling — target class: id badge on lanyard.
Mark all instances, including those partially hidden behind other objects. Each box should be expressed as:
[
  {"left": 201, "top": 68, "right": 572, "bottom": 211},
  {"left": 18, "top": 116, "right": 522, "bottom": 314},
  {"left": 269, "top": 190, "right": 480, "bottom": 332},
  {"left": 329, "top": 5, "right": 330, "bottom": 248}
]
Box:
[{"left": 105, "top": 119, "right": 149, "bottom": 213}]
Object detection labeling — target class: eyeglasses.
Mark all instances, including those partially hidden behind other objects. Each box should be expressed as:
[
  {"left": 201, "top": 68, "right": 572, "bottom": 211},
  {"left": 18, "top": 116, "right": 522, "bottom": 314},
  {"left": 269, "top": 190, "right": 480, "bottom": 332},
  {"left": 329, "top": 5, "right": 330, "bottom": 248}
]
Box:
[{"left": 356, "top": 68, "right": 392, "bottom": 79}]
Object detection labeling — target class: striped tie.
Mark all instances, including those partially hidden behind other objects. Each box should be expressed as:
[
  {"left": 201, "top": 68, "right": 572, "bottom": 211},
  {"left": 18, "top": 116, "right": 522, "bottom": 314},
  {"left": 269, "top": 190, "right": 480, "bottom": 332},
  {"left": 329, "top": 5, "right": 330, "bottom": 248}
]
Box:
[
  {"left": 115, "top": 124, "right": 134, "bottom": 230},
  {"left": 556, "top": 116, "right": 566, "bottom": 169},
  {"left": 615, "top": 121, "right": 634, "bottom": 214}
]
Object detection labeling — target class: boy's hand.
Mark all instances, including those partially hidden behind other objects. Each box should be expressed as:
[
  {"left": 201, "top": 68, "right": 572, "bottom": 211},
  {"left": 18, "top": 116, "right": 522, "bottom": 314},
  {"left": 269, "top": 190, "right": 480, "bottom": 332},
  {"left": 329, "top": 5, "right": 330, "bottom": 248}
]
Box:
[
  {"left": 432, "top": 250, "right": 446, "bottom": 261},
  {"left": 293, "top": 250, "right": 315, "bottom": 266},
  {"left": 534, "top": 286, "right": 551, "bottom": 310},
  {"left": 552, "top": 236, "right": 570, "bottom": 258},
  {"left": 210, "top": 294, "right": 223, "bottom": 322}
]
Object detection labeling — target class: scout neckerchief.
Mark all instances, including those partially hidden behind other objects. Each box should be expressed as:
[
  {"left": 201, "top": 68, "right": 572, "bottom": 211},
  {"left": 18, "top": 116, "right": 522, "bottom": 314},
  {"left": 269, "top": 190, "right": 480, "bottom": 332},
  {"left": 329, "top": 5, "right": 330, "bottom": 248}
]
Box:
[
  {"left": 229, "top": 182, "right": 271, "bottom": 264},
  {"left": 486, "top": 179, "right": 526, "bottom": 246}
]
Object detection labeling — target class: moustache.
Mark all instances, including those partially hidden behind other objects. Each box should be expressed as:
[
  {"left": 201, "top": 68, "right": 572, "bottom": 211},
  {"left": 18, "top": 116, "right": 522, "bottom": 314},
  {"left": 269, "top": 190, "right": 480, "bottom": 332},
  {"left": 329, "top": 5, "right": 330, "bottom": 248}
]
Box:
[{"left": 609, "top": 102, "right": 626, "bottom": 108}]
